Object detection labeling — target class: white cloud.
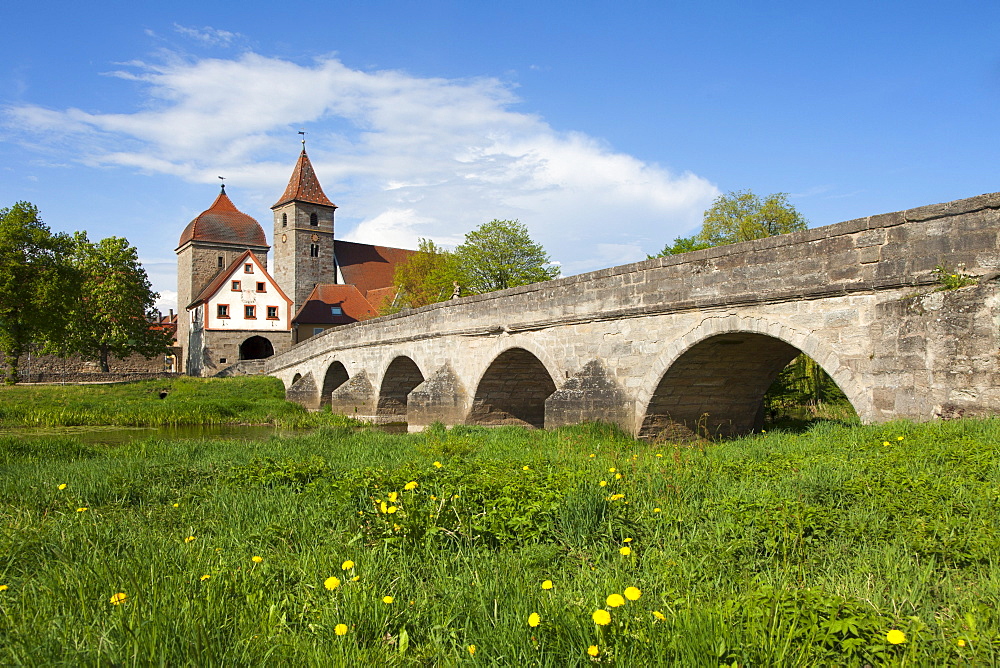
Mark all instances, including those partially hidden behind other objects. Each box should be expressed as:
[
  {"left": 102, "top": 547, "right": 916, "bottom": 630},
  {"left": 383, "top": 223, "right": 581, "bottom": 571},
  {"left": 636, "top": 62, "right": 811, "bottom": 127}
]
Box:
[
  {"left": 5, "top": 51, "right": 719, "bottom": 309},
  {"left": 172, "top": 24, "right": 242, "bottom": 47}
]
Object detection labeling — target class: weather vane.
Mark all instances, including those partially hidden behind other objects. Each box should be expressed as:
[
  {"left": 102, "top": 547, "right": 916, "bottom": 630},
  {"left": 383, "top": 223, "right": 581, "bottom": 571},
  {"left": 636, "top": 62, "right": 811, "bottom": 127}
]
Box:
[
  {"left": 298, "top": 130, "right": 306, "bottom": 147},
  {"left": 218, "top": 175, "right": 226, "bottom": 192}
]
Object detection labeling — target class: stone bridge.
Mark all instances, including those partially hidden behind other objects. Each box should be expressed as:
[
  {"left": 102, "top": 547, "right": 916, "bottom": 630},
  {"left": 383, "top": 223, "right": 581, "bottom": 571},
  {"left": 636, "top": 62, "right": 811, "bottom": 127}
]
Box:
[{"left": 264, "top": 192, "right": 1000, "bottom": 438}]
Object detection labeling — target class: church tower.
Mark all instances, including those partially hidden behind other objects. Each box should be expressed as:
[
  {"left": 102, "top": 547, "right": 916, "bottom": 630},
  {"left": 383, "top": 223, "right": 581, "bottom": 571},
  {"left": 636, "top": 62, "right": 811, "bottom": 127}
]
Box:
[{"left": 271, "top": 145, "right": 338, "bottom": 316}]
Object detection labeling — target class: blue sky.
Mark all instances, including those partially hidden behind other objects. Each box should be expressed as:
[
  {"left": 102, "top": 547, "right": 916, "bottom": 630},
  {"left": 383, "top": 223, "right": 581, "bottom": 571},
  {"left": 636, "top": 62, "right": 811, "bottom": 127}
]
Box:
[{"left": 3, "top": 1, "right": 999, "bottom": 312}]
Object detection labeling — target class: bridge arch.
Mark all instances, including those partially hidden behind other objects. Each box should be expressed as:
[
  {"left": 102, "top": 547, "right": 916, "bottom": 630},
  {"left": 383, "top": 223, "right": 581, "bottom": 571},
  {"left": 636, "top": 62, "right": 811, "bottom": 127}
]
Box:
[
  {"left": 320, "top": 360, "right": 350, "bottom": 408},
  {"left": 637, "top": 316, "right": 867, "bottom": 439},
  {"left": 376, "top": 356, "right": 426, "bottom": 420},
  {"left": 468, "top": 346, "right": 558, "bottom": 429},
  {"left": 239, "top": 335, "right": 274, "bottom": 360}
]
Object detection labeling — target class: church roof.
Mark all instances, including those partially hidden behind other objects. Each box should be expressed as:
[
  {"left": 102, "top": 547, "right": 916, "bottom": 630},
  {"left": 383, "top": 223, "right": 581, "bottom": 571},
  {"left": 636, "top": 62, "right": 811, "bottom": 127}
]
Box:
[
  {"left": 292, "top": 283, "right": 376, "bottom": 325},
  {"left": 334, "top": 240, "right": 417, "bottom": 297},
  {"left": 177, "top": 188, "right": 268, "bottom": 249},
  {"left": 272, "top": 149, "right": 337, "bottom": 209}
]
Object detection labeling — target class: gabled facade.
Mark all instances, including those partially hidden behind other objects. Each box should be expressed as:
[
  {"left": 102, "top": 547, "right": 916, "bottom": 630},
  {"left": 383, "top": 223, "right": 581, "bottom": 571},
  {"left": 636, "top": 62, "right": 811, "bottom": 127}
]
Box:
[
  {"left": 292, "top": 283, "right": 378, "bottom": 343},
  {"left": 184, "top": 251, "right": 293, "bottom": 376}
]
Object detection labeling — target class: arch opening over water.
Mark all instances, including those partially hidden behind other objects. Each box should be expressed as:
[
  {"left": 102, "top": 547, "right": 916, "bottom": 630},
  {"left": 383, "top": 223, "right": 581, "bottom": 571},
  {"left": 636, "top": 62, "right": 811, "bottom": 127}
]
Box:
[
  {"left": 468, "top": 348, "right": 556, "bottom": 429},
  {"left": 320, "top": 361, "right": 349, "bottom": 408},
  {"left": 640, "top": 332, "right": 857, "bottom": 439},
  {"left": 377, "top": 357, "right": 425, "bottom": 420},
  {"left": 239, "top": 336, "right": 274, "bottom": 360}
]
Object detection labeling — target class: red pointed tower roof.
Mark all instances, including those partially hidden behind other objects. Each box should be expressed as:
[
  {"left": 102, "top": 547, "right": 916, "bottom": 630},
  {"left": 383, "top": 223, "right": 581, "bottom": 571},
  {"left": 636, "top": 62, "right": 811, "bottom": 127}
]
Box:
[
  {"left": 177, "top": 186, "right": 268, "bottom": 249},
  {"left": 272, "top": 149, "right": 337, "bottom": 209}
]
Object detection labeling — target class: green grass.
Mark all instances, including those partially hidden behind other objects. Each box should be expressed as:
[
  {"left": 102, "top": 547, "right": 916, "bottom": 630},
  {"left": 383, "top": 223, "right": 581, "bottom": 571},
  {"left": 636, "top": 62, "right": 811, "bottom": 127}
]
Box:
[
  {"left": 0, "top": 376, "right": 358, "bottom": 428},
  {"left": 2, "top": 414, "right": 1000, "bottom": 665}
]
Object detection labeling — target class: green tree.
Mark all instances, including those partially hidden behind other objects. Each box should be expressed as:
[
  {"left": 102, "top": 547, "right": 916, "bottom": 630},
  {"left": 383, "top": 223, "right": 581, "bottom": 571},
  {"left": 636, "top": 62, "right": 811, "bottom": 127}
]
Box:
[
  {"left": 651, "top": 234, "right": 712, "bottom": 257},
  {"left": 453, "top": 219, "right": 559, "bottom": 294},
  {"left": 0, "top": 202, "right": 77, "bottom": 383},
  {"left": 54, "top": 234, "right": 171, "bottom": 372},
  {"left": 699, "top": 190, "right": 808, "bottom": 246},
  {"left": 389, "top": 238, "right": 465, "bottom": 312}
]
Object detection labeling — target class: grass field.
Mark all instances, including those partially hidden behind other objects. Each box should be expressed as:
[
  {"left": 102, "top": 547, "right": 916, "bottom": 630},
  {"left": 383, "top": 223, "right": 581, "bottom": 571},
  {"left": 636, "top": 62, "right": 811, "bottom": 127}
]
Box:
[{"left": 1, "top": 380, "right": 999, "bottom": 665}]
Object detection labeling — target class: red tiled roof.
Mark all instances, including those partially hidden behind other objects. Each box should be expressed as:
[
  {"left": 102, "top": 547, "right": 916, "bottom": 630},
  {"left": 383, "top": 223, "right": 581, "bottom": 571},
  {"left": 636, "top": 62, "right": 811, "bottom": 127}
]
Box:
[
  {"left": 272, "top": 149, "right": 337, "bottom": 209},
  {"left": 365, "top": 286, "right": 398, "bottom": 312},
  {"left": 177, "top": 188, "right": 268, "bottom": 249},
  {"left": 292, "top": 283, "right": 376, "bottom": 325},
  {"left": 187, "top": 250, "right": 292, "bottom": 310},
  {"left": 334, "top": 240, "right": 416, "bottom": 296}
]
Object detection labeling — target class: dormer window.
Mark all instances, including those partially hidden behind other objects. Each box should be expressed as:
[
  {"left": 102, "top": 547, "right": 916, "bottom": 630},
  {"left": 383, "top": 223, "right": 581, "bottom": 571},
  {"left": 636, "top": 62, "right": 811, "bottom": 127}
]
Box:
[
  {"left": 310, "top": 212, "right": 318, "bottom": 226},
  {"left": 282, "top": 213, "right": 287, "bottom": 227},
  {"left": 330, "top": 306, "right": 343, "bottom": 315}
]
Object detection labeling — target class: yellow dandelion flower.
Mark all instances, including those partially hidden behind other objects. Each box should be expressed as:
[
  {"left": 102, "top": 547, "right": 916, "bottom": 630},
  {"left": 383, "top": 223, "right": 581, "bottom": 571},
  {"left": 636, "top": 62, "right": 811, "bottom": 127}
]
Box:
[
  {"left": 606, "top": 593, "right": 625, "bottom": 608},
  {"left": 335, "top": 623, "right": 348, "bottom": 636},
  {"left": 652, "top": 610, "right": 666, "bottom": 620},
  {"left": 251, "top": 556, "right": 263, "bottom": 563},
  {"left": 380, "top": 501, "right": 388, "bottom": 513},
  {"left": 200, "top": 574, "right": 210, "bottom": 581},
  {"left": 897, "top": 436, "right": 904, "bottom": 441},
  {"left": 351, "top": 576, "right": 360, "bottom": 581},
  {"left": 324, "top": 576, "right": 341, "bottom": 590},
  {"left": 404, "top": 481, "right": 418, "bottom": 491},
  {"left": 528, "top": 612, "right": 541, "bottom": 627},
  {"left": 382, "top": 595, "right": 394, "bottom": 604},
  {"left": 599, "top": 480, "right": 607, "bottom": 487},
  {"left": 76, "top": 507, "right": 88, "bottom": 512},
  {"left": 185, "top": 536, "right": 196, "bottom": 543},
  {"left": 393, "top": 524, "right": 401, "bottom": 531},
  {"left": 588, "top": 453, "right": 595, "bottom": 458},
  {"left": 655, "top": 453, "right": 663, "bottom": 457},
  {"left": 609, "top": 467, "right": 616, "bottom": 473},
  {"left": 468, "top": 645, "right": 476, "bottom": 655},
  {"left": 958, "top": 638, "right": 966, "bottom": 647},
  {"left": 619, "top": 546, "right": 631, "bottom": 556},
  {"left": 653, "top": 508, "right": 661, "bottom": 513},
  {"left": 387, "top": 505, "right": 398, "bottom": 514},
  {"left": 886, "top": 629, "right": 906, "bottom": 644},
  {"left": 388, "top": 492, "right": 398, "bottom": 503},
  {"left": 623, "top": 537, "right": 632, "bottom": 543},
  {"left": 433, "top": 461, "right": 443, "bottom": 468},
  {"left": 587, "top": 645, "right": 599, "bottom": 657},
  {"left": 882, "top": 441, "right": 890, "bottom": 446},
  {"left": 172, "top": 503, "right": 179, "bottom": 508},
  {"left": 0, "top": 585, "right": 8, "bottom": 592},
  {"left": 109, "top": 592, "right": 127, "bottom": 605},
  {"left": 452, "top": 494, "right": 459, "bottom": 500},
  {"left": 342, "top": 560, "right": 354, "bottom": 570},
  {"left": 592, "top": 609, "right": 611, "bottom": 625},
  {"left": 624, "top": 586, "right": 641, "bottom": 601},
  {"left": 522, "top": 465, "right": 530, "bottom": 471},
  {"left": 541, "top": 580, "right": 553, "bottom": 590},
  {"left": 615, "top": 473, "right": 622, "bottom": 480},
  {"left": 58, "top": 483, "right": 67, "bottom": 490}
]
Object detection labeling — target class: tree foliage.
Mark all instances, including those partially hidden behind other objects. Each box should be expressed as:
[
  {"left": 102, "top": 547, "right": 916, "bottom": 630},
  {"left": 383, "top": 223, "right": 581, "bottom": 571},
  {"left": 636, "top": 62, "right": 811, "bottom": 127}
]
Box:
[
  {"left": 389, "top": 238, "right": 465, "bottom": 312},
  {"left": 55, "top": 234, "right": 172, "bottom": 372},
  {"left": 652, "top": 189, "right": 808, "bottom": 257},
  {"left": 0, "top": 202, "right": 169, "bottom": 382},
  {"left": 453, "top": 219, "right": 559, "bottom": 294},
  {"left": 0, "top": 202, "right": 76, "bottom": 383},
  {"left": 700, "top": 190, "right": 808, "bottom": 246}
]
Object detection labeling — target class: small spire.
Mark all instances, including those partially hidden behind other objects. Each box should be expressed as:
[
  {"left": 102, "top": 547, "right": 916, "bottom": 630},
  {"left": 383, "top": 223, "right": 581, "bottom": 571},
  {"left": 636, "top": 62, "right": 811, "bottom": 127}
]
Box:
[
  {"left": 298, "top": 130, "right": 306, "bottom": 149},
  {"left": 218, "top": 175, "right": 226, "bottom": 193}
]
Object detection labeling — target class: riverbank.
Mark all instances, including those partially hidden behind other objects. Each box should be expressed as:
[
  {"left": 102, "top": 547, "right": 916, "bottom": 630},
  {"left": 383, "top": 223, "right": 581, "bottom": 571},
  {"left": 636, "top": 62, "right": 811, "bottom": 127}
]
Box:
[
  {"left": 2, "top": 418, "right": 999, "bottom": 664},
  {"left": 0, "top": 376, "right": 358, "bottom": 428}
]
